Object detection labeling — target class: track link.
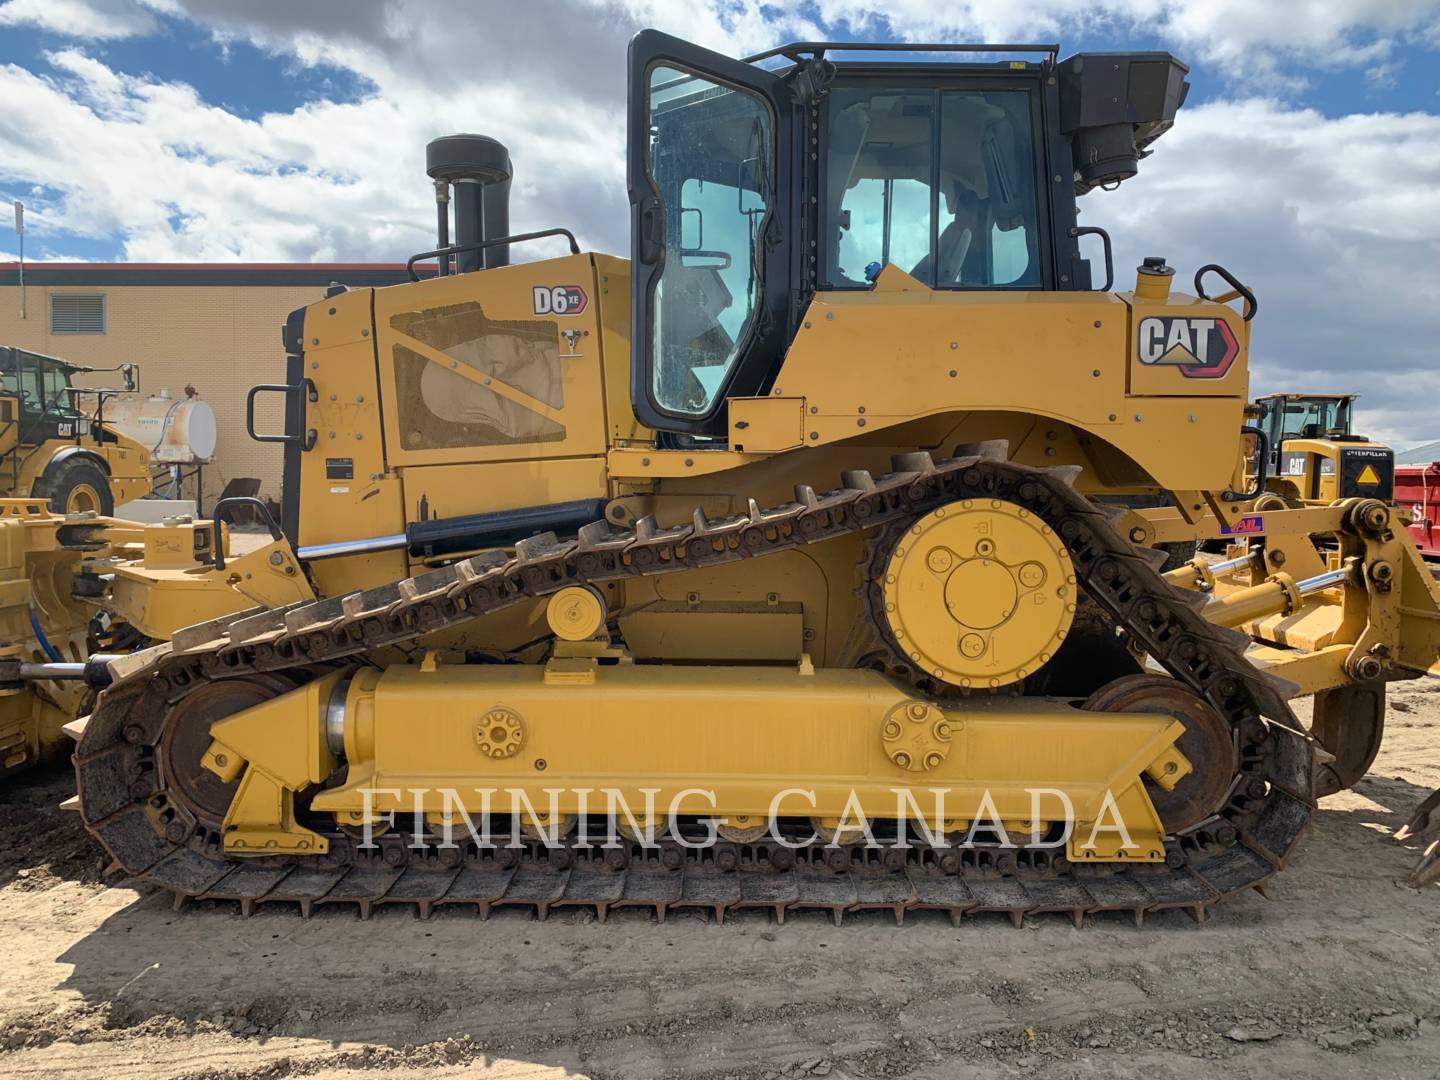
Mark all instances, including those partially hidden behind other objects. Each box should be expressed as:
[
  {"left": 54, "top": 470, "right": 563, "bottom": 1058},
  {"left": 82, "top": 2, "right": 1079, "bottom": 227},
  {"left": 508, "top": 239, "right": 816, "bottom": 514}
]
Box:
[{"left": 72, "top": 450, "right": 1318, "bottom": 924}]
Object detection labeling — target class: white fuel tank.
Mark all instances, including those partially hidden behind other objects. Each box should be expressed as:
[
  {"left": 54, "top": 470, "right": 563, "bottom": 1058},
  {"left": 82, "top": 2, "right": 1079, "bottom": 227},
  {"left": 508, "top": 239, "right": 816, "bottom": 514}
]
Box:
[{"left": 81, "top": 391, "right": 218, "bottom": 463}]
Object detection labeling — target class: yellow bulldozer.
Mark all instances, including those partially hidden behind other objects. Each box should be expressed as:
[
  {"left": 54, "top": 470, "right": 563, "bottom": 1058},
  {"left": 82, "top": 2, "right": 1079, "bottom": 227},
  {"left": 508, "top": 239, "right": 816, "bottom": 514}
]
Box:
[
  {"left": 0, "top": 499, "right": 99, "bottom": 779},
  {"left": 42, "top": 32, "right": 1440, "bottom": 923}
]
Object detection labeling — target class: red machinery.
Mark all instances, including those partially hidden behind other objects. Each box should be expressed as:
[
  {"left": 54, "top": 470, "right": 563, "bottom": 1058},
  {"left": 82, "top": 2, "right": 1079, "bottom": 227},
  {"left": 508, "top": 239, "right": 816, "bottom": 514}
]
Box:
[{"left": 1396, "top": 462, "right": 1440, "bottom": 558}]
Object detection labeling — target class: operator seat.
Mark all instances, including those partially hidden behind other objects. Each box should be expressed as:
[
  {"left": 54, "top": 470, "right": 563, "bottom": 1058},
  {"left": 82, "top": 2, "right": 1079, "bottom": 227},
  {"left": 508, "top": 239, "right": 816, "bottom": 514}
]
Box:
[{"left": 911, "top": 217, "right": 975, "bottom": 286}]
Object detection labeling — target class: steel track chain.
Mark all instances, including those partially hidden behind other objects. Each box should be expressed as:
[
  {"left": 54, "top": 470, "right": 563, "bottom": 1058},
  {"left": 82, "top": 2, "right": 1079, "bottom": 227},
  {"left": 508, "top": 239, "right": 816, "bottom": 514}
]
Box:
[{"left": 71, "top": 451, "right": 1318, "bottom": 925}]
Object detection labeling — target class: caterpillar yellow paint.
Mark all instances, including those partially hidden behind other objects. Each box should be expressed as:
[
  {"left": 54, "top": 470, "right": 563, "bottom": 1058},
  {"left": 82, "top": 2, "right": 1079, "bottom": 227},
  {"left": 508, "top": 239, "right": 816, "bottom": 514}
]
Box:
[{"left": 53, "top": 30, "right": 1440, "bottom": 920}]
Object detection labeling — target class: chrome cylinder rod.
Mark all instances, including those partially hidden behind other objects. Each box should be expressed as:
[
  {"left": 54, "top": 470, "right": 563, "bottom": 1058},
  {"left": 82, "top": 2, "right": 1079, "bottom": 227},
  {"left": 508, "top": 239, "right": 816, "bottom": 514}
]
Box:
[
  {"left": 296, "top": 533, "right": 407, "bottom": 560},
  {"left": 20, "top": 662, "right": 86, "bottom": 680},
  {"left": 1295, "top": 566, "right": 1351, "bottom": 596},
  {"left": 1209, "top": 549, "right": 1260, "bottom": 575}
]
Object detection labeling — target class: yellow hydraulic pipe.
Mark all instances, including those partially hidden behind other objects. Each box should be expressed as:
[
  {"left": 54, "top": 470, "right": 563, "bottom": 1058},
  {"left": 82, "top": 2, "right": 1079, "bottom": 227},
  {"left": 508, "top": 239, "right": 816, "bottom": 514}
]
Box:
[
  {"left": 1203, "top": 574, "right": 1301, "bottom": 629},
  {"left": 1163, "top": 550, "right": 1257, "bottom": 593},
  {"left": 1202, "top": 566, "right": 1351, "bottom": 629}
]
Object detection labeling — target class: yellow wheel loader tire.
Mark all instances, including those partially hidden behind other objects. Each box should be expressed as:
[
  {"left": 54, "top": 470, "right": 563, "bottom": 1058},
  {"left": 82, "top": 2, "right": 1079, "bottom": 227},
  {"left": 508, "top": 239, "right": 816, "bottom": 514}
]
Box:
[{"left": 37, "top": 457, "right": 113, "bottom": 517}]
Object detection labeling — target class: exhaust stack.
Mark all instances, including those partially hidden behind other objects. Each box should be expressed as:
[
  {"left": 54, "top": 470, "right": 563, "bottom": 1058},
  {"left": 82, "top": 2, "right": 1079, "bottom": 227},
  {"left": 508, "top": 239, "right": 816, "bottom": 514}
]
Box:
[{"left": 425, "top": 134, "right": 513, "bottom": 273}]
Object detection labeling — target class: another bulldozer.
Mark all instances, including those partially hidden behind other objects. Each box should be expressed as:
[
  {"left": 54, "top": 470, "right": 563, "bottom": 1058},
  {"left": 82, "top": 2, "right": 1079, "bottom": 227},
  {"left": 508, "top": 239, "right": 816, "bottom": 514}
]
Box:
[
  {"left": 0, "top": 499, "right": 100, "bottom": 779},
  {"left": 53, "top": 32, "right": 1440, "bottom": 922}
]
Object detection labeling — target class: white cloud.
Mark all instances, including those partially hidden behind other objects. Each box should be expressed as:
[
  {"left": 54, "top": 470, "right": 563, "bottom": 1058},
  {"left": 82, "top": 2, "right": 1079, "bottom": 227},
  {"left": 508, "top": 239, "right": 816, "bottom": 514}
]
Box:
[
  {"left": 815, "top": 0, "right": 1440, "bottom": 87},
  {"left": 1, "top": 0, "right": 1438, "bottom": 443},
  {"left": 0, "top": 0, "right": 160, "bottom": 39},
  {"left": 0, "top": 37, "right": 632, "bottom": 263},
  {"left": 1081, "top": 98, "right": 1440, "bottom": 444}
]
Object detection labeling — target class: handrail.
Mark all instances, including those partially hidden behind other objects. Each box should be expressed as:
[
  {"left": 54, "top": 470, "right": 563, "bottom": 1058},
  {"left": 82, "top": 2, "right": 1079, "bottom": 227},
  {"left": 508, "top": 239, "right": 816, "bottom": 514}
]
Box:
[
  {"left": 1071, "top": 226, "right": 1114, "bottom": 292},
  {"left": 743, "top": 41, "right": 1060, "bottom": 64},
  {"left": 406, "top": 228, "right": 582, "bottom": 281},
  {"left": 210, "top": 496, "right": 283, "bottom": 572},
  {"left": 1195, "top": 264, "right": 1258, "bottom": 322},
  {"left": 246, "top": 379, "right": 317, "bottom": 449}
]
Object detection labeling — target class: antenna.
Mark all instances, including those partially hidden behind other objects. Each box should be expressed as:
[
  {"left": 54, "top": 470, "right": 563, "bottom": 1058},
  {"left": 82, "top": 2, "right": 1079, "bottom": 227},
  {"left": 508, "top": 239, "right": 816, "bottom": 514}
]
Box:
[{"left": 11, "top": 200, "right": 23, "bottom": 321}]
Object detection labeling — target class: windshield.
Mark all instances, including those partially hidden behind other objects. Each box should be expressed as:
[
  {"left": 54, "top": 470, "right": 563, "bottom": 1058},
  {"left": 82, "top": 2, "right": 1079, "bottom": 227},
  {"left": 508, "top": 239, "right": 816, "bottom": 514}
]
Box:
[
  {"left": 0, "top": 358, "right": 78, "bottom": 416},
  {"left": 1276, "top": 398, "right": 1351, "bottom": 440},
  {"left": 646, "top": 65, "right": 772, "bottom": 416},
  {"left": 823, "top": 87, "right": 1041, "bottom": 288}
]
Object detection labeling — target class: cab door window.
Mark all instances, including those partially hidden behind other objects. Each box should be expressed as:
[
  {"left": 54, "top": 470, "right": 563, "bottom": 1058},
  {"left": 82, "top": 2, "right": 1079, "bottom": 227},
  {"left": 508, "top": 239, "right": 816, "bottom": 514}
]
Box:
[{"left": 646, "top": 65, "right": 773, "bottom": 416}]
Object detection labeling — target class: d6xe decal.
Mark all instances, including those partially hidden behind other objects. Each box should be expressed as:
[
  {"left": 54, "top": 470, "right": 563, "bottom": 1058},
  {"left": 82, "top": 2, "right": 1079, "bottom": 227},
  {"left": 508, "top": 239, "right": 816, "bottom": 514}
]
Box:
[
  {"left": 1136, "top": 316, "right": 1239, "bottom": 379},
  {"left": 532, "top": 285, "right": 588, "bottom": 316}
]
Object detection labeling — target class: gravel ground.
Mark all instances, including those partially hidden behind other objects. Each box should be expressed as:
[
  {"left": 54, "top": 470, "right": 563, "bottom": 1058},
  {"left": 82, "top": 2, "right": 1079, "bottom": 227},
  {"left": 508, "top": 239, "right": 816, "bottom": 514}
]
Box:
[{"left": 0, "top": 682, "right": 1436, "bottom": 1079}]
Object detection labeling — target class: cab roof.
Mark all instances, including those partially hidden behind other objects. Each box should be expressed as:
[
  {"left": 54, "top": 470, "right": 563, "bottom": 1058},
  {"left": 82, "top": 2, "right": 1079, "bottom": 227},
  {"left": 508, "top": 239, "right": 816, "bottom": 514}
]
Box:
[{"left": 1255, "top": 392, "right": 1358, "bottom": 402}]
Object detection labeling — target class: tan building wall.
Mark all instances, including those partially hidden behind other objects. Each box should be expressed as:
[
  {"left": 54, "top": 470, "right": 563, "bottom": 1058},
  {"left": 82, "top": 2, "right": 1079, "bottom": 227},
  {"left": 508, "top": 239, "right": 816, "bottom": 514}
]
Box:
[{"left": 0, "top": 264, "right": 413, "bottom": 506}]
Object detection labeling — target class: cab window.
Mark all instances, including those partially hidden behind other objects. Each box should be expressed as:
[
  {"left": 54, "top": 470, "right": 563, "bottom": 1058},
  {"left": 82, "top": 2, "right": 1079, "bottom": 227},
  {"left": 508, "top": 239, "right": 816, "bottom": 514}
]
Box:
[
  {"left": 0, "top": 368, "right": 40, "bottom": 411},
  {"left": 1276, "top": 398, "right": 1351, "bottom": 441},
  {"left": 41, "top": 366, "right": 78, "bottom": 415},
  {"left": 823, "top": 86, "right": 1042, "bottom": 289},
  {"left": 646, "top": 65, "right": 773, "bottom": 416}
]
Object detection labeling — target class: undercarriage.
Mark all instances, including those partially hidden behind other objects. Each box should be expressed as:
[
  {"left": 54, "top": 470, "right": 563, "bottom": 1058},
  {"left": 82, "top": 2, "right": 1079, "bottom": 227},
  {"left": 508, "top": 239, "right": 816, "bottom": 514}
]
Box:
[{"left": 70, "top": 451, "right": 1316, "bottom": 925}]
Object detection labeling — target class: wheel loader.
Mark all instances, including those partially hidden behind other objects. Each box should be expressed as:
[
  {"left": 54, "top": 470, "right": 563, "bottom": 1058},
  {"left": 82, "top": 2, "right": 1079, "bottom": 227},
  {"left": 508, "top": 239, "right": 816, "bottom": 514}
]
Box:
[
  {"left": 1249, "top": 392, "right": 1395, "bottom": 505},
  {"left": 0, "top": 346, "right": 151, "bottom": 516},
  {"left": 48, "top": 31, "right": 1440, "bottom": 923}
]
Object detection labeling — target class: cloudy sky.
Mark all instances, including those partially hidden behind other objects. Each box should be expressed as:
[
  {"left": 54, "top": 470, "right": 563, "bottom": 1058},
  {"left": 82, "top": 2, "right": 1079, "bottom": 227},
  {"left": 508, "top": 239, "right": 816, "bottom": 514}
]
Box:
[{"left": 1, "top": 0, "right": 1438, "bottom": 446}]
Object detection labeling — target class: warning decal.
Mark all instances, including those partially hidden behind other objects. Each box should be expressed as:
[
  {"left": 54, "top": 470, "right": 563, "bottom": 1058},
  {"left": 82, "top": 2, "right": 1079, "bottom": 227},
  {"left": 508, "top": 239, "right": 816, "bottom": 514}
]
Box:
[{"left": 1340, "top": 446, "right": 1394, "bottom": 500}]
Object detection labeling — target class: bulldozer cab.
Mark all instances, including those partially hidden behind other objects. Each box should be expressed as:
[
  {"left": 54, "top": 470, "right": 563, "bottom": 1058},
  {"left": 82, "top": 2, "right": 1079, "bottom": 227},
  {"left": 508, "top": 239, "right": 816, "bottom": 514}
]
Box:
[{"left": 627, "top": 31, "right": 1188, "bottom": 436}]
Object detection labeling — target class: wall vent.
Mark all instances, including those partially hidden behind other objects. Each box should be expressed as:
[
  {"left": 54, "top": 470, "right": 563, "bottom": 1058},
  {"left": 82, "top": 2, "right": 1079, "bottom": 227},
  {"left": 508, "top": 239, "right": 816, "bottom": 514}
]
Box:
[{"left": 50, "top": 293, "right": 106, "bottom": 335}]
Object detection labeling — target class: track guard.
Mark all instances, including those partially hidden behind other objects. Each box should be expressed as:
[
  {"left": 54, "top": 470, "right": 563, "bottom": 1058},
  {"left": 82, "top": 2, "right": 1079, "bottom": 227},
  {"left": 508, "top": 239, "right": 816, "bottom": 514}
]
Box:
[{"left": 203, "top": 673, "right": 343, "bottom": 855}]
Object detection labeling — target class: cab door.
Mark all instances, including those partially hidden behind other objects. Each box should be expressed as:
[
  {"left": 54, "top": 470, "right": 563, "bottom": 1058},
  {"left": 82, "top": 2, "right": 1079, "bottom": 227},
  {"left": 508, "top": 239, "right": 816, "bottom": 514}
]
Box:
[{"left": 627, "top": 29, "right": 795, "bottom": 437}]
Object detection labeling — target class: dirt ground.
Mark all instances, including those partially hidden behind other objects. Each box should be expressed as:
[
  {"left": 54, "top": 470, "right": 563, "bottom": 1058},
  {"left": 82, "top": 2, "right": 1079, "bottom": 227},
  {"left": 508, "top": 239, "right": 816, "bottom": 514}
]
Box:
[{"left": 0, "top": 686, "right": 1437, "bottom": 1080}]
